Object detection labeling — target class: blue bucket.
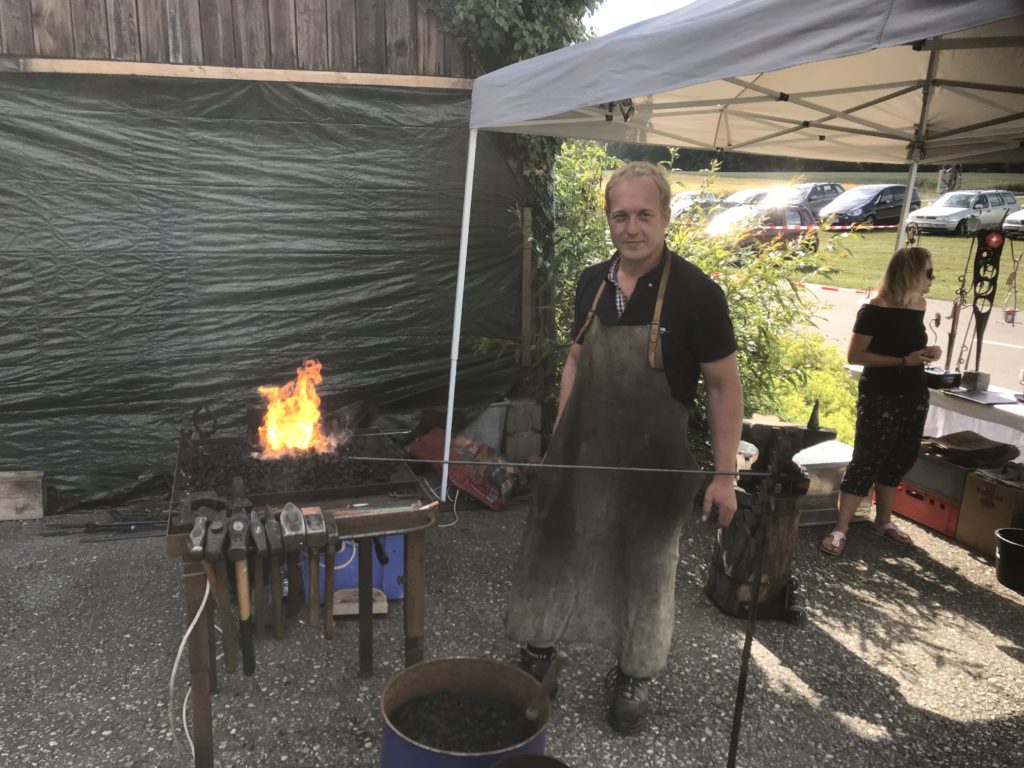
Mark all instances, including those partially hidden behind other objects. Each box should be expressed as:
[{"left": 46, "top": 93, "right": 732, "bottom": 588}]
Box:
[{"left": 380, "top": 658, "right": 549, "bottom": 768}]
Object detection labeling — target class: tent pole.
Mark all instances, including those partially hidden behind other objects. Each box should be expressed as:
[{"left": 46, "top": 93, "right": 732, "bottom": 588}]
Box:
[
  {"left": 441, "top": 128, "right": 479, "bottom": 499},
  {"left": 896, "top": 48, "right": 940, "bottom": 250},
  {"left": 894, "top": 160, "right": 919, "bottom": 250}
]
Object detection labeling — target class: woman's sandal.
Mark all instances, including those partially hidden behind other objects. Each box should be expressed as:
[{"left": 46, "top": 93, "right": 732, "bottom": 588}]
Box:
[
  {"left": 820, "top": 530, "right": 846, "bottom": 556},
  {"left": 872, "top": 522, "right": 914, "bottom": 547}
]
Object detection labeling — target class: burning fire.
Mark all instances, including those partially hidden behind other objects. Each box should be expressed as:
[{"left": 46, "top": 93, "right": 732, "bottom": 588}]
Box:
[{"left": 257, "top": 359, "right": 337, "bottom": 458}]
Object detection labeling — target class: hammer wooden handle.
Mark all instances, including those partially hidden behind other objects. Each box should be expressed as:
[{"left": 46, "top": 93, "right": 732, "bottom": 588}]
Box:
[{"left": 234, "top": 559, "right": 255, "bottom": 676}]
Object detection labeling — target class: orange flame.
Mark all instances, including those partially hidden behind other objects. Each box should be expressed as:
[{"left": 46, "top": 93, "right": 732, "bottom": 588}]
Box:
[{"left": 257, "top": 359, "right": 336, "bottom": 458}]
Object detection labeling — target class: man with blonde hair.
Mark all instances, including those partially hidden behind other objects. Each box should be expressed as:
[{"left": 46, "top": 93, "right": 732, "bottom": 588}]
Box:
[{"left": 507, "top": 161, "right": 744, "bottom": 733}]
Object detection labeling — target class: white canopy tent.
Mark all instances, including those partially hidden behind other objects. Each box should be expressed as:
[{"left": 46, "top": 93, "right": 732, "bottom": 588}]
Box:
[{"left": 441, "top": 0, "right": 1024, "bottom": 492}]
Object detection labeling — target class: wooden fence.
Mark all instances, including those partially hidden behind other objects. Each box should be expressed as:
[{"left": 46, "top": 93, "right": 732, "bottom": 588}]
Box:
[{"left": 0, "top": 0, "right": 477, "bottom": 78}]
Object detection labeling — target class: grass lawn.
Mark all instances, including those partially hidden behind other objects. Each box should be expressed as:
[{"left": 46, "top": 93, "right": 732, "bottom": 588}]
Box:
[{"left": 814, "top": 229, "right": 986, "bottom": 300}]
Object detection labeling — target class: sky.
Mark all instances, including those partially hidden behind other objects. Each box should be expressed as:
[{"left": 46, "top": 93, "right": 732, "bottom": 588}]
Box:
[{"left": 584, "top": 0, "right": 695, "bottom": 36}]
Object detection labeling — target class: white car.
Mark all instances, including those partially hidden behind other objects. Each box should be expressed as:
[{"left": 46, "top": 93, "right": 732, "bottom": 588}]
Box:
[
  {"left": 906, "top": 189, "right": 1020, "bottom": 235},
  {"left": 1004, "top": 208, "right": 1024, "bottom": 240},
  {"left": 670, "top": 190, "right": 720, "bottom": 219}
]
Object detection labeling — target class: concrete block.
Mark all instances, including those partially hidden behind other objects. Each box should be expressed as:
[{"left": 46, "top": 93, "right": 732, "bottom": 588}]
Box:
[
  {"left": 504, "top": 431, "right": 542, "bottom": 463},
  {"left": 505, "top": 399, "right": 542, "bottom": 434}
]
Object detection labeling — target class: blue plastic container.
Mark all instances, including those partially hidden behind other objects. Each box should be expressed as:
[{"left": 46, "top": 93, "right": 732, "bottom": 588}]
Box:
[
  {"left": 380, "top": 658, "right": 549, "bottom": 768},
  {"left": 300, "top": 534, "right": 405, "bottom": 603}
]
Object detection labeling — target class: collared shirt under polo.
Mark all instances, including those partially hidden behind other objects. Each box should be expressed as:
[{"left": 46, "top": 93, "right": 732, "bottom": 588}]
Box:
[{"left": 571, "top": 247, "right": 737, "bottom": 408}]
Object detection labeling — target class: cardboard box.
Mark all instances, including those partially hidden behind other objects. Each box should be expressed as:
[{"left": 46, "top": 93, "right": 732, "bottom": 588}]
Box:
[
  {"left": 0, "top": 471, "right": 45, "bottom": 521},
  {"left": 956, "top": 472, "right": 1024, "bottom": 557}
]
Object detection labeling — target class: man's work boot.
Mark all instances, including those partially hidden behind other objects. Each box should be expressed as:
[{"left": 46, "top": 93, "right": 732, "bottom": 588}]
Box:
[
  {"left": 519, "top": 645, "right": 559, "bottom": 698},
  {"left": 606, "top": 666, "right": 649, "bottom": 734}
]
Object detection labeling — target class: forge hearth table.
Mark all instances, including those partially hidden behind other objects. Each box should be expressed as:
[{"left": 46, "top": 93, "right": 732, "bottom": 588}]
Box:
[{"left": 164, "top": 432, "right": 436, "bottom": 768}]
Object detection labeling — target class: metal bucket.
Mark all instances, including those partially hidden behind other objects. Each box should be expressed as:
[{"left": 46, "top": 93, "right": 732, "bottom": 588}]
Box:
[
  {"left": 380, "top": 658, "right": 549, "bottom": 768},
  {"left": 996, "top": 528, "right": 1024, "bottom": 594}
]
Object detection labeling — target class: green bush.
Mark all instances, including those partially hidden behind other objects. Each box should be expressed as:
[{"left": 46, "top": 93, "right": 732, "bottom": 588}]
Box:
[
  {"left": 541, "top": 144, "right": 859, "bottom": 462},
  {"left": 773, "top": 332, "right": 858, "bottom": 444}
]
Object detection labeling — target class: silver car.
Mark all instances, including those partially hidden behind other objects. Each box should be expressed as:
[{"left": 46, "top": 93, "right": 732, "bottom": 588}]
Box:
[
  {"left": 907, "top": 189, "right": 1020, "bottom": 235},
  {"left": 1003, "top": 208, "right": 1024, "bottom": 240}
]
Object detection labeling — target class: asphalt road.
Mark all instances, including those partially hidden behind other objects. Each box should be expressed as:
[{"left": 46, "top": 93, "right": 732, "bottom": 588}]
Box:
[{"left": 803, "top": 282, "right": 1024, "bottom": 392}]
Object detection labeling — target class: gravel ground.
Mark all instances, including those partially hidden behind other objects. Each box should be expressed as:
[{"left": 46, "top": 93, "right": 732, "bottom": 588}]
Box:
[{"left": 1, "top": 496, "right": 1022, "bottom": 768}]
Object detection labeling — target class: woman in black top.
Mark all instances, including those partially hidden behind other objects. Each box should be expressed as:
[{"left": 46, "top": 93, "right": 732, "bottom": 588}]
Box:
[{"left": 821, "top": 247, "right": 942, "bottom": 556}]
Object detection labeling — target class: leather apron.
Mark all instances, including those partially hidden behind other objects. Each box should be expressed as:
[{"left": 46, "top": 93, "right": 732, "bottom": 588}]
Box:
[{"left": 506, "top": 257, "right": 700, "bottom": 678}]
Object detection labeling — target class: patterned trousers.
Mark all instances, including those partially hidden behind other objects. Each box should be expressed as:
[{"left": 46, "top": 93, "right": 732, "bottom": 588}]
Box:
[{"left": 840, "top": 388, "right": 930, "bottom": 497}]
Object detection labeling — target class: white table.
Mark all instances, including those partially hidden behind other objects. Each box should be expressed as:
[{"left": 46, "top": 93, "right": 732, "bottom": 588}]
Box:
[{"left": 846, "top": 366, "right": 1024, "bottom": 451}]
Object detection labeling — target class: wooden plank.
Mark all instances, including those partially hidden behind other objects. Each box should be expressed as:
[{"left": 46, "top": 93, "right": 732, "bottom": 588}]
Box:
[
  {"left": 266, "top": 0, "right": 296, "bottom": 69},
  {"left": 294, "top": 0, "right": 326, "bottom": 70},
  {"left": 0, "top": 472, "right": 45, "bottom": 521},
  {"left": 198, "top": 0, "right": 235, "bottom": 66},
  {"left": 70, "top": 0, "right": 111, "bottom": 58},
  {"left": 416, "top": 7, "right": 443, "bottom": 77},
  {"left": 325, "top": 0, "right": 355, "bottom": 72},
  {"left": 168, "top": 0, "right": 203, "bottom": 64},
  {"left": 1, "top": 0, "right": 37, "bottom": 55},
  {"left": 354, "top": 0, "right": 384, "bottom": 73},
  {"left": 136, "top": 0, "right": 170, "bottom": 61},
  {"left": 105, "top": 0, "right": 141, "bottom": 60},
  {"left": 18, "top": 56, "right": 474, "bottom": 88},
  {"left": 233, "top": 0, "right": 270, "bottom": 68},
  {"left": 384, "top": 0, "right": 414, "bottom": 75},
  {"left": 31, "top": 0, "right": 75, "bottom": 56}
]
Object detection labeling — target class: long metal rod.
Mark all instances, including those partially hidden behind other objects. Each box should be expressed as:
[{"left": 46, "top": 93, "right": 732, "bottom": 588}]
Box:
[
  {"left": 442, "top": 128, "right": 479, "bottom": 499},
  {"left": 345, "top": 454, "right": 771, "bottom": 478},
  {"left": 726, "top": 487, "right": 770, "bottom": 768}
]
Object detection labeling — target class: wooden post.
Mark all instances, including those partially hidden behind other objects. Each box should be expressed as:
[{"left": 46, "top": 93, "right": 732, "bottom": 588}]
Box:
[
  {"left": 403, "top": 529, "right": 425, "bottom": 666},
  {"left": 521, "top": 207, "right": 533, "bottom": 368},
  {"left": 358, "top": 538, "right": 374, "bottom": 677},
  {"left": 183, "top": 563, "right": 214, "bottom": 768}
]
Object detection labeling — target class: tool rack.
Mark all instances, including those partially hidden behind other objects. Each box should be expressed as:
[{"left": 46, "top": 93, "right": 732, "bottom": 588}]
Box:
[{"left": 166, "top": 487, "right": 435, "bottom": 768}]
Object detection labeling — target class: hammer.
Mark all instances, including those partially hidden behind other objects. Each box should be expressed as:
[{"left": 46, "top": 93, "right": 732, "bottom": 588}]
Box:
[
  {"left": 264, "top": 513, "right": 285, "bottom": 640},
  {"left": 248, "top": 510, "right": 268, "bottom": 639},
  {"left": 279, "top": 503, "right": 307, "bottom": 617},
  {"left": 303, "top": 508, "right": 327, "bottom": 627},
  {"left": 202, "top": 513, "right": 239, "bottom": 673},
  {"left": 188, "top": 513, "right": 207, "bottom": 557},
  {"left": 322, "top": 512, "right": 339, "bottom": 639},
  {"left": 227, "top": 509, "right": 255, "bottom": 676}
]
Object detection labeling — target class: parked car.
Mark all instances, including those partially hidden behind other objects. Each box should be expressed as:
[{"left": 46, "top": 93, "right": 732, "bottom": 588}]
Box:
[
  {"left": 906, "top": 189, "right": 1020, "bottom": 235},
  {"left": 761, "top": 182, "right": 845, "bottom": 217},
  {"left": 706, "top": 204, "right": 818, "bottom": 252},
  {"left": 720, "top": 188, "right": 774, "bottom": 208},
  {"left": 670, "top": 190, "right": 720, "bottom": 219},
  {"left": 1003, "top": 208, "right": 1024, "bottom": 240},
  {"left": 818, "top": 184, "right": 921, "bottom": 226}
]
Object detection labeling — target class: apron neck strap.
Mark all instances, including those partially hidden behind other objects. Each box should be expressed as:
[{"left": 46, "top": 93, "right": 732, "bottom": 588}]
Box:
[
  {"left": 648, "top": 255, "right": 672, "bottom": 369},
  {"left": 574, "top": 251, "right": 672, "bottom": 363},
  {"left": 574, "top": 273, "right": 608, "bottom": 344}
]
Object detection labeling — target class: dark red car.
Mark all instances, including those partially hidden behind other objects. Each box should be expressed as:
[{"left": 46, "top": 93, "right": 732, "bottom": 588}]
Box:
[{"left": 706, "top": 204, "right": 819, "bottom": 252}]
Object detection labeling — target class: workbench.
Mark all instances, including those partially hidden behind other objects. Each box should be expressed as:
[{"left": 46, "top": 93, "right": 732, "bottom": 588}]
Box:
[{"left": 165, "top": 499, "right": 436, "bottom": 768}]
